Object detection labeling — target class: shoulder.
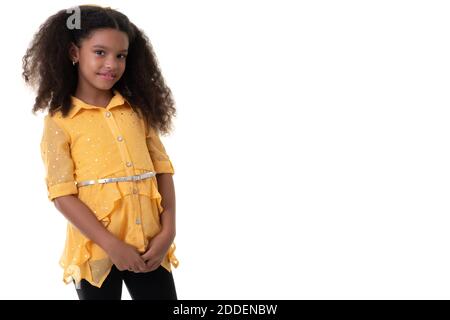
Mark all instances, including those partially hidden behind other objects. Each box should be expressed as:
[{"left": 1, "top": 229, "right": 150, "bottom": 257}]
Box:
[
  {"left": 45, "top": 107, "right": 76, "bottom": 125},
  {"left": 42, "top": 109, "right": 72, "bottom": 138}
]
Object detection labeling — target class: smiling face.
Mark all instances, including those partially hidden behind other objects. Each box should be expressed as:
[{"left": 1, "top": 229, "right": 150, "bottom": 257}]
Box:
[{"left": 69, "top": 28, "right": 129, "bottom": 94}]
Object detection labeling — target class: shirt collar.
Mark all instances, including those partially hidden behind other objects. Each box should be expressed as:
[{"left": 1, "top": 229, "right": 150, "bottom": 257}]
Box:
[{"left": 68, "top": 90, "right": 128, "bottom": 118}]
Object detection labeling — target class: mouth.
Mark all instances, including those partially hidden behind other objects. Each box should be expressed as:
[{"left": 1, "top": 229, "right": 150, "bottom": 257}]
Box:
[{"left": 97, "top": 72, "right": 116, "bottom": 81}]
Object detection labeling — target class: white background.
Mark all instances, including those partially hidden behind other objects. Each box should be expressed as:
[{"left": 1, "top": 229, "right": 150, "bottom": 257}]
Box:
[{"left": 1, "top": 0, "right": 450, "bottom": 299}]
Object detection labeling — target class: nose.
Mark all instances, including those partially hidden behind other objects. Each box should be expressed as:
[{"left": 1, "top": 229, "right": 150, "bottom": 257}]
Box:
[{"left": 104, "top": 57, "right": 118, "bottom": 70}]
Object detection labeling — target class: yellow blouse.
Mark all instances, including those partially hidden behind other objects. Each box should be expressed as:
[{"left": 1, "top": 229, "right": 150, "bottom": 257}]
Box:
[{"left": 40, "top": 90, "right": 179, "bottom": 288}]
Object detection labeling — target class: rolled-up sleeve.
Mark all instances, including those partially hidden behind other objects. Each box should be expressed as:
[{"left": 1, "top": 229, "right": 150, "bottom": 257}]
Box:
[
  {"left": 40, "top": 115, "right": 78, "bottom": 201},
  {"left": 146, "top": 127, "right": 175, "bottom": 174}
]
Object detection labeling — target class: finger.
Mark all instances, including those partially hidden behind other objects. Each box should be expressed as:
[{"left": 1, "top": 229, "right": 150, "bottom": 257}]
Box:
[
  {"left": 145, "top": 258, "right": 155, "bottom": 267},
  {"left": 129, "top": 261, "right": 139, "bottom": 272},
  {"left": 146, "top": 260, "right": 159, "bottom": 272},
  {"left": 142, "top": 260, "right": 154, "bottom": 272},
  {"left": 136, "top": 259, "right": 147, "bottom": 273},
  {"left": 141, "top": 251, "right": 152, "bottom": 261},
  {"left": 133, "top": 259, "right": 145, "bottom": 271}
]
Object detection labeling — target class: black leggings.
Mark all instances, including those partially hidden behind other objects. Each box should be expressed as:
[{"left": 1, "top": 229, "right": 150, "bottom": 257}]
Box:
[{"left": 75, "top": 265, "right": 177, "bottom": 300}]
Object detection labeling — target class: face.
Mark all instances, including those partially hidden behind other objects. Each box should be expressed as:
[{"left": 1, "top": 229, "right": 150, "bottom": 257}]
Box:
[{"left": 70, "top": 28, "right": 129, "bottom": 92}]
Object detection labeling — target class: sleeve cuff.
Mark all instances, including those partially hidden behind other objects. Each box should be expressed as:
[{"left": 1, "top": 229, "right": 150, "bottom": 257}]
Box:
[
  {"left": 153, "top": 160, "right": 175, "bottom": 174},
  {"left": 48, "top": 181, "right": 78, "bottom": 201}
]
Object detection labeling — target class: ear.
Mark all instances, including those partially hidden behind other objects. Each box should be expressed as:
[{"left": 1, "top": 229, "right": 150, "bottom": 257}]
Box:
[{"left": 68, "top": 42, "right": 80, "bottom": 63}]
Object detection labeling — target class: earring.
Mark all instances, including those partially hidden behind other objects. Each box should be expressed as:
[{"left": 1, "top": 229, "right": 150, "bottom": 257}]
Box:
[{"left": 72, "top": 60, "right": 77, "bottom": 66}]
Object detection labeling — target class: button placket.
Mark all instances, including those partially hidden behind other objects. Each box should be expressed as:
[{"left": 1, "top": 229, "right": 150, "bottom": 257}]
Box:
[
  {"left": 103, "top": 108, "right": 144, "bottom": 237},
  {"left": 131, "top": 181, "right": 144, "bottom": 231},
  {"left": 131, "top": 182, "right": 141, "bottom": 225}
]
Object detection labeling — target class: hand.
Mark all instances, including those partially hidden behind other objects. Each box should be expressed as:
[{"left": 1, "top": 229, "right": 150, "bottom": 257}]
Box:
[
  {"left": 141, "top": 230, "right": 174, "bottom": 272},
  {"left": 105, "top": 238, "right": 147, "bottom": 273}
]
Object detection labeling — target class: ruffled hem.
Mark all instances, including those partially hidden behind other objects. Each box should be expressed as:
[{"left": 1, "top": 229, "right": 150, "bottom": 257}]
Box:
[
  {"left": 61, "top": 262, "right": 113, "bottom": 289},
  {"left": 61, "top": 243, "right": 179, "bottom": 288},
  {"left": 59, "top": 223, "right": 91, "bottom": 280}
]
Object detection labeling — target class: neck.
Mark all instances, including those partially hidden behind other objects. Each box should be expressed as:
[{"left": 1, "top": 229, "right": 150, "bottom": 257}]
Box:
[{"left": 74, "top": 84, "right": 114, "bottom": 108}]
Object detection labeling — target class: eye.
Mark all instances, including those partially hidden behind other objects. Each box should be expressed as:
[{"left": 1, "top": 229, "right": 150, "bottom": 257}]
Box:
[
  {"left": 118, "top": 54, "right": 127, "bottom": 59},
  {"left": 94, "top": 50, "right": 105, "bottom": 56}
]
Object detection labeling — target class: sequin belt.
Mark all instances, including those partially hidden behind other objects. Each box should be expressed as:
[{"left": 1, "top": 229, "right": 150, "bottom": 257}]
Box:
[{"left": 76, "top": 171, "right": 156, "bottom": 188}]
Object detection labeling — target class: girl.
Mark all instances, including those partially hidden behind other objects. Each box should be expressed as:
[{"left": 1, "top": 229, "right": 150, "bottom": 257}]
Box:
[{"left": 22, "top": 5, "right": 179, "bottom": 300}]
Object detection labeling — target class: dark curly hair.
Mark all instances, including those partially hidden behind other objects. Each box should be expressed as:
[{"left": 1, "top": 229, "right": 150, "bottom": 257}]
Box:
[{"left": 22, "top": 5, "right": 176, "bottom": 135}]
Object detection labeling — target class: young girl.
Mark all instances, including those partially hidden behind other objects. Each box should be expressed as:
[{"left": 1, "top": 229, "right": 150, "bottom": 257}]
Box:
[{"left": 22, "top": 5, "right": 179, "bottom": 300}]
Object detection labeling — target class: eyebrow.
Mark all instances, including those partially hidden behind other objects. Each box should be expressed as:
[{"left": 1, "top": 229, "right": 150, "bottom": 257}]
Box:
[{"left": 92, "top": 45, "right": 128, "bottom": 52}]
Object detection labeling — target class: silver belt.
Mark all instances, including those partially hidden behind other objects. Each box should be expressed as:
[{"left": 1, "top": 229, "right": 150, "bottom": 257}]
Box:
[{"left": 76, "top": 171, "right": 156, "bottom": 188}]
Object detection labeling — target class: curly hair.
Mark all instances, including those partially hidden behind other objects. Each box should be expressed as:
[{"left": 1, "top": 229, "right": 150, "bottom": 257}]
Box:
[{"left": 22, "top": 5, "right": 176, "bottom": 135}]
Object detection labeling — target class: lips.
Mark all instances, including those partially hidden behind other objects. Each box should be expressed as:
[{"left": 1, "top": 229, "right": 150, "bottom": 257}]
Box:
[{"left": 97, "top": 72, "right": 116, "bottom": 80}]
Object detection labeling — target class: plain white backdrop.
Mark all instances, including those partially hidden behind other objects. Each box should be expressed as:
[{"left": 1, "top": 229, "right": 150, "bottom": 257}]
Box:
[{"left": 1, "top": 0, "right": 450, "bottom": 299}]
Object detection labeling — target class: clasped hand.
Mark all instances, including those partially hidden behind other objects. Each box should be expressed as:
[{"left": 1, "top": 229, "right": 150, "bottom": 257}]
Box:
[{"left": 107, "top": 230, "right": 173, "bottom": 273}]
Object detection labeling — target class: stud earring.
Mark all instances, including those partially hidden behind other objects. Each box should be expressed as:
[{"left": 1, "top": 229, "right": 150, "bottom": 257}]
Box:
[{"left": 72, "top": 60, "right": 77, "bottom": 66}]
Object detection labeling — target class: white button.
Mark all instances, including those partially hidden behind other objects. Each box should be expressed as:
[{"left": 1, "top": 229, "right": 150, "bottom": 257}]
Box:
[
  {"left": 105, "top": 111, "right": 111, "bottom": 117},
  {"left": 117, "top": 136, "right": 123, "bottom": 142},
  {"left": 135, "top": 218, "right": 141, "bottom": 225},
  {"left": 126, "top": 162, "right": 133, "bottom": 167}
]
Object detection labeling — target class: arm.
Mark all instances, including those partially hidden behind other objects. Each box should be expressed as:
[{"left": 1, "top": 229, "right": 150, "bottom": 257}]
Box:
[
  {"left": 140, "top": 173, "right": 176, "bottom": 270},
  {"left": 145, "top": 125, "right": 176, "bottom": 241},
  {"left": 156, "top": 173, "right": 176, "bottom": 242},
  {"left": 53, "top": 195, "right": 118, "bottom": 252},
  {"left": 141, "top": 126, "right": 177, "bottom": 270},
  {"left": 53, "top": 195, "right": 147, "bottom": 272}
]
